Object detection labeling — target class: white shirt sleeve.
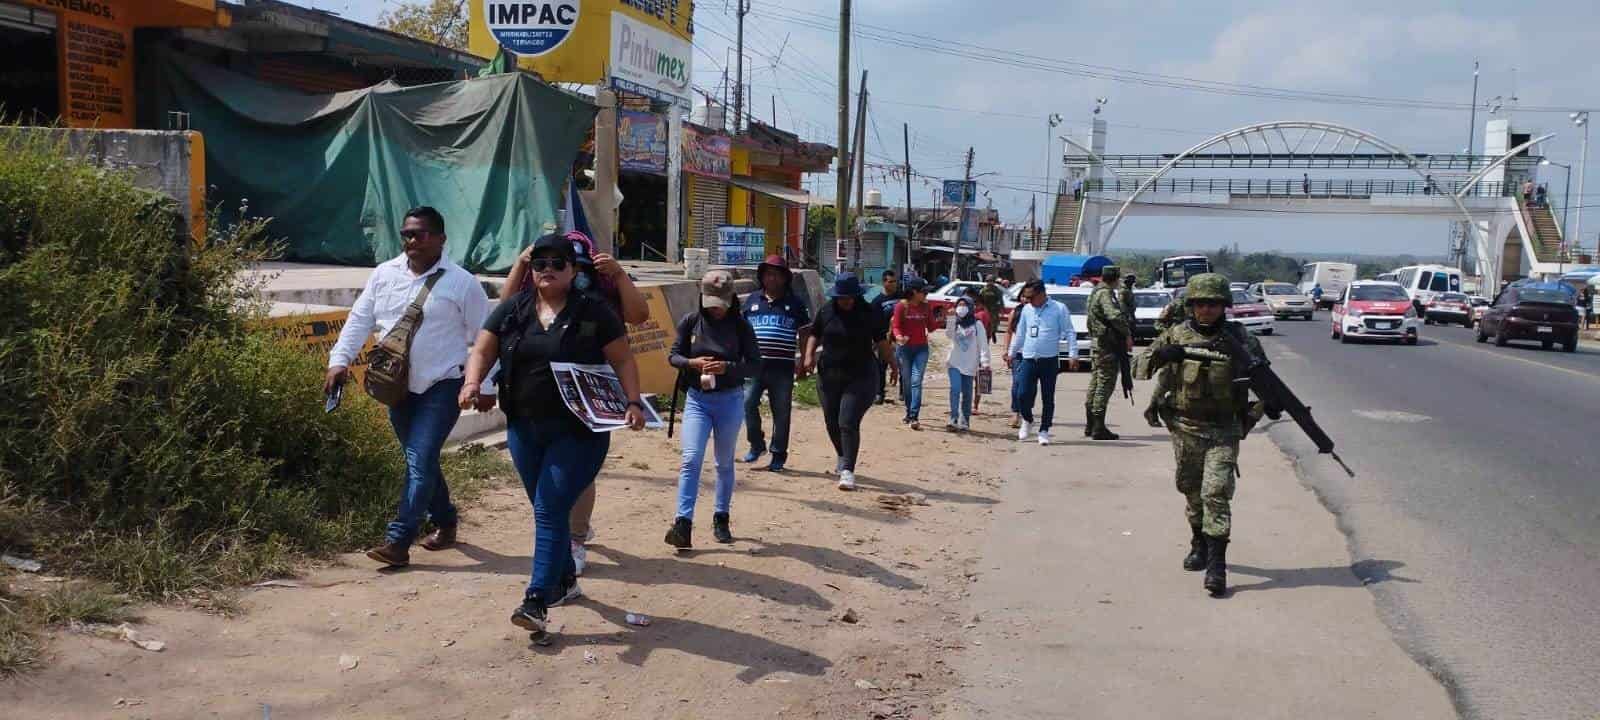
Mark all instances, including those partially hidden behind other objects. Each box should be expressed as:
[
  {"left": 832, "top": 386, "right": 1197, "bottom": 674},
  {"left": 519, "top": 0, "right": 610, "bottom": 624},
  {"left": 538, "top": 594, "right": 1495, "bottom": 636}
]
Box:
[
  {"left": 462, "top": 276, "right": 496, "bottom": 396},
  {"left": 329, "top": 270, "right": 380, "bottom": 369}
]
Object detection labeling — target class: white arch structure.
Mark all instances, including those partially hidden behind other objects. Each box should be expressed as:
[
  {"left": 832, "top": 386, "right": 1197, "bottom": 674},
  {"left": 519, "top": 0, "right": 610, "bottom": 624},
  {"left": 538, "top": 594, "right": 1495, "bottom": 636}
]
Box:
[{"left": 1096, "top": 121, "right": 1541, "bottom": 257}]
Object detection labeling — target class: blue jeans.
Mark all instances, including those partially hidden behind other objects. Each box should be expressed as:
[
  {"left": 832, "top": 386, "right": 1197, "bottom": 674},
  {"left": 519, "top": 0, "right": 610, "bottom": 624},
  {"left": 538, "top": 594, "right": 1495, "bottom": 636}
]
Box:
[
  {"left": 1009, "top": 353, "right": 1024, "bottom": 413},
  {"left": 896, "top": 344, "right": 931, "bottom": 419},
  {"left": 1014, "top": 356, "right": 1059, "bottom": 432},
  {"left": 948, "top": 367, "right": 975, "bottom": 425},
  {"left": 744, "top": 361, "right": 795, "bottom": 459},
  {"left": 677, "top": 388, "right": 744, "bottom": 520},
  {"left": 385, "top": 378, "right": 463, "bottom": 546},
  {"left": 505, "top": 417, "right": 611, "bottom": 601}
]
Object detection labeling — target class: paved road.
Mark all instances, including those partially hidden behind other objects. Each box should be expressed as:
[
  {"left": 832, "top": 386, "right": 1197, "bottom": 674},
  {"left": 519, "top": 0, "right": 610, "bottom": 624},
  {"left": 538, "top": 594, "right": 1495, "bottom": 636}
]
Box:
[{"left": 1261, "top": 315, "right": 1600, "bottom": 719}]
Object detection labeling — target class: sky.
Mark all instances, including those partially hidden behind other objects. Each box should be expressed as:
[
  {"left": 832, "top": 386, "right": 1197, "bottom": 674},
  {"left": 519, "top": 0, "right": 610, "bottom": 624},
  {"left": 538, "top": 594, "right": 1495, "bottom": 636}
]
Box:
[{"left": 289, "top": 0, "right": 1600, "bottom": 258}]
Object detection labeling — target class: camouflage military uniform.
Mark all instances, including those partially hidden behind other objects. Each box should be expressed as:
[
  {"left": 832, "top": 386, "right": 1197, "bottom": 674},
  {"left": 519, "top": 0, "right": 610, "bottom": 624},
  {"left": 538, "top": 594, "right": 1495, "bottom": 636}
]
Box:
[
  {"left": 1135, "top": 273, "right": 1266, "bottom": 595},
  {"left": 1085, "top": 267, "right": 1131, "bottom": 438},
  {"left": 1143, "top": 295, "right": 1188, "bottom": 426}
]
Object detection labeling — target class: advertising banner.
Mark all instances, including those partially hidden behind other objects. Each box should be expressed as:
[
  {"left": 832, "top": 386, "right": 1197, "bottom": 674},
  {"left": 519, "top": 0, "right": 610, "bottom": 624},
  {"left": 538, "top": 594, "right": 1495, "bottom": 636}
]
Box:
[
  {"left": 481, "top": 1, "right": 581, "bottom": 57},
  {"left": 470, "top": 0, "right": 693, "bottom": 84},
  {"left": 942, "top": 179, "right": 975, "bottom": 205},
  {"left": 609, "top": 10, "right": 692, "bottom": 109},
  {"left": 683, "top": 125, "right": 731, "bottom": 179},
  {"left": 619, "top": 109, "right": 668, "bottom": 175}
]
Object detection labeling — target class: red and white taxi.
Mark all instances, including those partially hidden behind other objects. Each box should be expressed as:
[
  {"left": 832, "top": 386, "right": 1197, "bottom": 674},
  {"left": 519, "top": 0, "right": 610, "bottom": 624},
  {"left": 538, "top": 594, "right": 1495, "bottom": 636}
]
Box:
[
  {"left": 1227, "top": 290, "right": 1276, "bottom": 335},
  {"left": 1331, "top": 281, "right": 1419, "bottom": 345}
]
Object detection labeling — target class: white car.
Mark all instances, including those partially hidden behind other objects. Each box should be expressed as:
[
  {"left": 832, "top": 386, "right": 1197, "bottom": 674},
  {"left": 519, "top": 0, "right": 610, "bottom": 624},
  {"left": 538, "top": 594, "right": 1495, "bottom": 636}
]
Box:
[
  {"left": 1132, "top": 289, "right": 1173, "bottom": 343},
  {"left": 927, "top": 280, "right": 989, "bottom": 322},
  {"left": 1248, "top": 282, "right": 1316, "bottom": 320},
  {"left": 1331, "top": 281, "right": 1420, "bottom": 345},
  {"left": 1044, "top": 285, "right": 1093, "bottom": 368}
]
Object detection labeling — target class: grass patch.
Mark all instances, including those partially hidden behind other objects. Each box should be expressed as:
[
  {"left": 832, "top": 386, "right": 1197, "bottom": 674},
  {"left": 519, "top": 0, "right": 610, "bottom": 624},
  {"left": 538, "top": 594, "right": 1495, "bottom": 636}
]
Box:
[
  {"left": 30, "top": 582, "right": 135, "bottom": 626},
  {"left": 794, "top": 375, "right": 821, "bottom": 407},
  {"left": 0, "top": 588, "right": 41, "bottom": 677},
  {"left": 440, "top": 443, "right": 517, "bottom": 503}
]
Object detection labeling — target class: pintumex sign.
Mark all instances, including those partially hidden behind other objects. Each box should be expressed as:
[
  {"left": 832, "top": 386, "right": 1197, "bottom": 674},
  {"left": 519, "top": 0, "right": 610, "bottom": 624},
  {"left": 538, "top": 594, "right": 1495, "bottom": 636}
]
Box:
[{"left": 609, "top": 10, "right": 691, "bottom": 108}]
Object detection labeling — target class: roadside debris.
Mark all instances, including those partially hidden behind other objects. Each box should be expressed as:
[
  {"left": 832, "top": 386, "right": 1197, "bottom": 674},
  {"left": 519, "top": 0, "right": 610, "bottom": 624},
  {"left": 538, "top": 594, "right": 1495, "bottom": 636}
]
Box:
[
  {"left": 338, "top": 654, "right": 360, "bottom": 671},
  {"left": 624, "top": 613, "right": 652, "bottom": 627},
  {"left": 2, "top": 555, "right": 42, "bottom": 573},
  {"left": 840, "top": 608, "right": 860, "bottom": 624}
]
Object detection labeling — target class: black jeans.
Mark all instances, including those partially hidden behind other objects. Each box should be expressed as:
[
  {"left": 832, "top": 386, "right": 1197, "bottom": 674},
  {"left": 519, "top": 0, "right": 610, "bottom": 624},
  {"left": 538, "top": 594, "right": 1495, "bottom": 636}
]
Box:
[
  {"left": 744, "top": 360, "right": 795, "bottom": 459},
  {"left": 819, "top": 368, "right": 877, "bottom": 472},
  {"left": 876, "top": 357, "right": 890, "bottom": 401}
]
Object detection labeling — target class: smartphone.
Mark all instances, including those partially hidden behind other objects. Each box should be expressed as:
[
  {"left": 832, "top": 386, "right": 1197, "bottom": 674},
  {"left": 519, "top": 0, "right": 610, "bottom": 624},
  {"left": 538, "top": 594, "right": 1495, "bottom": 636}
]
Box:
[{"left": 324, "top": 381, "right": 344, "bottom": 414}]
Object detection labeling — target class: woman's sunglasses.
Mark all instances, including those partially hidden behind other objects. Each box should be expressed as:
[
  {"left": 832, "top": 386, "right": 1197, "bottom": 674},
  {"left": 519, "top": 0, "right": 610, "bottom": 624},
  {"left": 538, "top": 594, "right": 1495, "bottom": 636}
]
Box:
[{"left": 530, "top": 257, "right": 570, "bottom": 272}]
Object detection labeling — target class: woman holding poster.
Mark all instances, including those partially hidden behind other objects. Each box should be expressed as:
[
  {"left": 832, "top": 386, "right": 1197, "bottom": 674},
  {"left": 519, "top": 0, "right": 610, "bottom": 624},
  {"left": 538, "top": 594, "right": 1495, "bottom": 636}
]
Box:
[{"left": 460, "top": 233, "right": 646, "bottom": 636}]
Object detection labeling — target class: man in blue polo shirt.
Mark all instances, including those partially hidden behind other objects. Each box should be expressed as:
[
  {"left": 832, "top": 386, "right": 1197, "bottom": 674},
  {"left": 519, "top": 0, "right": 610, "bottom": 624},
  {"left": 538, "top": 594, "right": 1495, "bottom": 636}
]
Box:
[
  {"left": 741, "top": 255, "right": 813, "bottom": 472},
  {"left": 1007, "top": 280, "right": 1078, "bottom": 446}
]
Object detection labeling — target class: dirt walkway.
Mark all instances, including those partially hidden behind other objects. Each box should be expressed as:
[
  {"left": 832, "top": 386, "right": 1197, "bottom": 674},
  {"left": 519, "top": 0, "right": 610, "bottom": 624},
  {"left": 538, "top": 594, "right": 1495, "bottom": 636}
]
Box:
[{"left": 4, "top": 359, "right": 1009, "bottom": 719}]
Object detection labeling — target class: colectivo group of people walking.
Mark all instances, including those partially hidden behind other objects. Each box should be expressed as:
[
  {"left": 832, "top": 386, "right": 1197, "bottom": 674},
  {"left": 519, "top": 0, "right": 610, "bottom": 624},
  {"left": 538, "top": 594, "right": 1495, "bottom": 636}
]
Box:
[{"left": 324, "top": 209, "right": 1267, "bottom": 639}]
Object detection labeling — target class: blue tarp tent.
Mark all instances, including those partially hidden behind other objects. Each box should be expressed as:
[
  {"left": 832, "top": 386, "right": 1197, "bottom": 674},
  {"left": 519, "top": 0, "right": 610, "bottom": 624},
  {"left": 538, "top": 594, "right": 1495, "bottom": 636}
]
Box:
[{"left": 1041, "top": 254, "right": 1113, "bottom": 285}]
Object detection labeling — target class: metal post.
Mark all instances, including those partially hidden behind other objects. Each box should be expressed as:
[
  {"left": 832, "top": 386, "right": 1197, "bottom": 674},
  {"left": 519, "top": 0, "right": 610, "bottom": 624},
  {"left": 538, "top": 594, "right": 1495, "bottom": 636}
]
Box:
[
  {"left": 1467, "top": 61, "right": 1479, "bottom": 165},
  {"left": 733, "top": 0, "right": 748, "bottom": 135},
  {"left": 954, "top": 147, "right": 974, "bottom": 276},
  {"left": 834, "top": 0, "right": 851, "bottom": 270},
  {"left": 903, "top": 122, "right": 915, "bottom": 271},
  {"left": 1574, "top": 113, "right": 1590, "bottom": 259}
]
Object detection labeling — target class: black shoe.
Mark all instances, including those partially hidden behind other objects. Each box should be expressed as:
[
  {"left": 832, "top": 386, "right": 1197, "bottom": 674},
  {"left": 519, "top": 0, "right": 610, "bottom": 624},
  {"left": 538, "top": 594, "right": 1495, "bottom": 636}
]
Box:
[
  {"left": 740, "top": 447, "right": 765, "bottom": 464},
  {"left": 510, "top": 595, "right": 548, "bottom": 632},
  {"left": 761, "top": 454, "right": 787, "bottom": 472},
  {"left": 1083, "top": 408, "right": 1094, "bottom": 437},
  {"left": 1204, "top": 536, "right": 1229, "bottom": 596},
  {"left": 664, "top": 516, "right": 693, "bottom": 549},
  {"left": 712, "top": 512, "right": 733, "bottom": 544},
  {"left": 1182, "top": 526, "right": 1208, "bottom": 571},
  {"left": 1090, "top": 413, "right": 1120, "bottom": 441}
]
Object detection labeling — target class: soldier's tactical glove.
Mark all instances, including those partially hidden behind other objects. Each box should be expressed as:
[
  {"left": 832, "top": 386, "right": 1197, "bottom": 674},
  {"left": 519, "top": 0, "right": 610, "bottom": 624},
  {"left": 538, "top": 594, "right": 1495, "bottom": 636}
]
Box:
[{"left": 1154, "top": 345, "right": 1187, "bottom": 363}]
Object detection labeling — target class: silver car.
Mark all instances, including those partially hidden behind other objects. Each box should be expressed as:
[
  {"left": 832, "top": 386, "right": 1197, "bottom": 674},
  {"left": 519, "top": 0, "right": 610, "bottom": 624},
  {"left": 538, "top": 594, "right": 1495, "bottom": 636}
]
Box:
[{"left": 1249, "top": 282, "right": 1316, "bottom": 321}]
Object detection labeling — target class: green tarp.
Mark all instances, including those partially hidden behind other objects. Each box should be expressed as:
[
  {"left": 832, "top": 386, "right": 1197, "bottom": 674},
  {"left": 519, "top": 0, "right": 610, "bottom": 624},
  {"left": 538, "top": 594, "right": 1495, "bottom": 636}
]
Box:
[{"left": 150, "top": 51, "right": 595, "bottom": 273}]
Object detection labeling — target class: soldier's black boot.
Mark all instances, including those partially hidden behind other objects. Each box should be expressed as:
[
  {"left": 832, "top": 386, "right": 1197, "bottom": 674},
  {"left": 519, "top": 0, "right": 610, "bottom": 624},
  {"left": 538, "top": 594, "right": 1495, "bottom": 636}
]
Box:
[
  {"left": 1183, "top": 526, "right": 1208, "bottom": 571},
  {"left": 1090, "top": 412, "right": 1120, "bottom": 440},
  {"left": 1083, "top": 407, "right": 1094, "bottom": 437},
  {"left": 1203, "top": 536, "right": 1229, "bottom": 596}
]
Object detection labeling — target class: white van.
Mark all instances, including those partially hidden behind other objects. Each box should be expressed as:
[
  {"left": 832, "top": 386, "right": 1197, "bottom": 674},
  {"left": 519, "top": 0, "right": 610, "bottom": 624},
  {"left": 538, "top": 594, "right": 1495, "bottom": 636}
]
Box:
[
  {"left": 1391, "top": 264, "right": 1463, "bottom": 304},
  {"left": 1299, "top": 262, "right": 1355, "bottom": 309}
]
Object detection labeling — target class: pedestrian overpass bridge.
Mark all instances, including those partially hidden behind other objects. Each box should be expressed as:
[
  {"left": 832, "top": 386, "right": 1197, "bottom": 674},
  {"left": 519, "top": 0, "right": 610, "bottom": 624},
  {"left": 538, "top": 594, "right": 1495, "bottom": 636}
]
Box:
[{"left": 1013, "top": 120, "right": 1569, "bottom": 295}]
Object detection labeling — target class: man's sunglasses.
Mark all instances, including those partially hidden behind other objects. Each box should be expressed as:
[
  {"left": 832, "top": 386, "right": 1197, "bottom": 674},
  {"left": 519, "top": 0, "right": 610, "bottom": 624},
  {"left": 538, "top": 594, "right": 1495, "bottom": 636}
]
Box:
[
  {"left": 530, "top": 257, "right": 570, "bottom": 272},
  {"left": 399, "top": 229, "right": 434, "bottom": 240}
]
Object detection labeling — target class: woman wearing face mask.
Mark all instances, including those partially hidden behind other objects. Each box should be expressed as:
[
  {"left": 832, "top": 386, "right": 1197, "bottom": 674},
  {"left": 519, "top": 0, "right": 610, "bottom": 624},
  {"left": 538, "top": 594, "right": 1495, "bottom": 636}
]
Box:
[
  {"left": 944, "top": 297, "right": 990, "bottom": 432},
  {"left": 663, "top": 270, "right": 762, "bottom": 549},
  {"left": 501, "top": 232, "right": 647, "bottom": 576},
  {"left": 460, "top": 233, "right": 646, "bottom": 634}
]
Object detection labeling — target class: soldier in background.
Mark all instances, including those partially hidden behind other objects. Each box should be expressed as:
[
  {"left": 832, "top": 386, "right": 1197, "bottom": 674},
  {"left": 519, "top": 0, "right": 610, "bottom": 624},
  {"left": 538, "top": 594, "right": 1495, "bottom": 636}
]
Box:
[
  {"left": 1137, "top": 273, "right": 1267, "bottom": 596},
  {"left": 1084, "top": 265, "right": 1132, "bottom": 440},
  {"left": 1144, "top": 287, "right": 1187, "bottom": 427}
]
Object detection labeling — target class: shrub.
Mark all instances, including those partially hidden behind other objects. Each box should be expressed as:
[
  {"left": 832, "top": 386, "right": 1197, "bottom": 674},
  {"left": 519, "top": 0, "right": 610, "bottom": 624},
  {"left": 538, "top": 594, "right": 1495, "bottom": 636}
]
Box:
[{"left": 0, "top": 129, "right": 407, "bottom": 599}]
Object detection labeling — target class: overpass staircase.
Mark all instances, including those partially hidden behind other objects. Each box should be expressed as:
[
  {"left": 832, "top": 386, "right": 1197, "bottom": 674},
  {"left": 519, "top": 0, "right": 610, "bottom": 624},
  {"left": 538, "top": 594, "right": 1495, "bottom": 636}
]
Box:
[
  {"left": 1522, "top": 200, "right": 1566, "bottom": 263},
  {"left": 1045, "top": 193, "right": 1084, "bottom": 253}
]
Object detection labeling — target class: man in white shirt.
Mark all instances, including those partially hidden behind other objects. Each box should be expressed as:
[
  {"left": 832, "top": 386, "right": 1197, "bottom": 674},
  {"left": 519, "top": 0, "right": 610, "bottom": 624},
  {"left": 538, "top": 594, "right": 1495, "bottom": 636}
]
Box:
[
  {"left": 324, "top": 207, "right": 495, "bottom": 568},
  {"left": 1006, "top": 280, "right": 1078, "bottom": 446}
]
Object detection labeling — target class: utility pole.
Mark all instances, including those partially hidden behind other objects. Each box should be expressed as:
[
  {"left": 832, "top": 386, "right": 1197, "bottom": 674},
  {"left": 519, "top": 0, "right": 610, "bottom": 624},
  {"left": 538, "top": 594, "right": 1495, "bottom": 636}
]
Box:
[
  {"left": 733, "top": 0, "right": 749, "bottom": 134},
  {"left": 853, "top": 74, "right": 868, "bottom": 219},
  {"left": 903, "top": 122, "right": 914, "bottom": 276},
  {"left": 834, "top": 0, "right": 851, "bottom": 271},
  {"left": 953, "top": 147, "right": 975, "bottom": 278}
]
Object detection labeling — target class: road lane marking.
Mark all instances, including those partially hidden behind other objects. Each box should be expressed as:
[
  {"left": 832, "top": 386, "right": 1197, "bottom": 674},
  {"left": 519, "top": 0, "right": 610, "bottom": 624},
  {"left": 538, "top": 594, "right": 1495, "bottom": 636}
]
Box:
[
  {"left": 1353, "top": 410, "right": 1431, "bottom": 423},
  {"left": 1431, "top": 338, "right": 1600, "bottom": 383}
]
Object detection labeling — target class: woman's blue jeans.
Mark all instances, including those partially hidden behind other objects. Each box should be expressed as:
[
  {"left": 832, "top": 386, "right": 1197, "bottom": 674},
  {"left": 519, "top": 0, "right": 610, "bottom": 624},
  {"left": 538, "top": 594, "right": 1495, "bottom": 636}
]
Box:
[
  {"left": 676, "top": 388, "right": 744, "bottom": 520},
  {"left": 948, "top": 367, "right": 975, "bottom": 425},
  {"left": 505, "top": 417, "right": 611, "bottom": 601},
  {"left": 896, "top": 344, "right": 930, "bottom": 420}
]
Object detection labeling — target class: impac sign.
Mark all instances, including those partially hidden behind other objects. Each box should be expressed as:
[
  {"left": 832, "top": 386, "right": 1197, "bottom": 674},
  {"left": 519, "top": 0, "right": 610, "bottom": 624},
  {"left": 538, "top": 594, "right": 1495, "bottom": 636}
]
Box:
[{"left": 484, "top": 1, "right": 580, "bottom": 56}]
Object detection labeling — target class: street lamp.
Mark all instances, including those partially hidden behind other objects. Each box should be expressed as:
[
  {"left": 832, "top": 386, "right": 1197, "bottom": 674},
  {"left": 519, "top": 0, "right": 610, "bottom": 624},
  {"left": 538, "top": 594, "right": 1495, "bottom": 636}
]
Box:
[
  {"left": 1044, "top": 113, "right": 1063, "bottom": 201},
  {"left": 1571, "top": 111, "right": 1590, "bottom": 260},
  {"left": 1541, "top": 159, "right": 1572, "bottom": 240}
]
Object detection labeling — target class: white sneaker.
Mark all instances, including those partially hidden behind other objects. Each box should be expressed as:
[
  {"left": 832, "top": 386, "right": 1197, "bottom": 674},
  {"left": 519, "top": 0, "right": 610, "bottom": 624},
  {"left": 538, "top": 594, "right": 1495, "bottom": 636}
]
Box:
[
  {"left": 548, "top": 578, "right": 583, "bottom": 607},
  {"left": 838, "top": 470, "right": 857, "bottom": 491},
  {"left": 1037, "top": 431, "right": 1052, "bottom": 446},
  {"left": 570, "top": 539, "right": 588, "bottom": 576},
  {"left": 1017, "top": 421, "right": 1032, "bottom": 441}
]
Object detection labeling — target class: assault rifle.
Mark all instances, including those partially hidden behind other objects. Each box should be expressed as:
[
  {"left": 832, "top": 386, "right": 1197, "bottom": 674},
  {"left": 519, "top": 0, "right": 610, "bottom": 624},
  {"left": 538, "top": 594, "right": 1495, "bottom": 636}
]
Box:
[{"left": 1180, "top": 331, "right": 1355, "bottom": 478}]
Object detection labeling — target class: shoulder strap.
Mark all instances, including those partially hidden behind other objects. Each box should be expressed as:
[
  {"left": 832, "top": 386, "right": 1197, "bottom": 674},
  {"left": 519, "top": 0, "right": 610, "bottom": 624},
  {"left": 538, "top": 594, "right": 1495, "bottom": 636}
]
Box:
[{"left": 385, "top": 269, "right": 445, "bottom": 350}]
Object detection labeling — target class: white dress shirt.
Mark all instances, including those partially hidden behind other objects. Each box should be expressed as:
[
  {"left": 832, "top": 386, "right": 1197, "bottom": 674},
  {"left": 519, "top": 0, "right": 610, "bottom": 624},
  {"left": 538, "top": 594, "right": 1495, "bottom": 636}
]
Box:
[{"left": 329, "top": 254, "right": 494, "bottom": 395}]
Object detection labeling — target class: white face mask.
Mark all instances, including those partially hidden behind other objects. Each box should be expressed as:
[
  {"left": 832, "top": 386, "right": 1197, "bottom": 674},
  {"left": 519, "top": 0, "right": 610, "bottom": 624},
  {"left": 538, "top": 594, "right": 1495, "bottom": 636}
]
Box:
[{"left": 955, "top": 305, "right": 971, "bottom": 318}]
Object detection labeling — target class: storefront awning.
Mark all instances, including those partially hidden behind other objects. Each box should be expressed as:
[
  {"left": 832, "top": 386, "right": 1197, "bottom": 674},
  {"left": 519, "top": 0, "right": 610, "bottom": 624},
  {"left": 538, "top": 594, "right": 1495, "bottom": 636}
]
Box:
[{"left": 730, "top": 177, "right": 811, "bottom": 206}]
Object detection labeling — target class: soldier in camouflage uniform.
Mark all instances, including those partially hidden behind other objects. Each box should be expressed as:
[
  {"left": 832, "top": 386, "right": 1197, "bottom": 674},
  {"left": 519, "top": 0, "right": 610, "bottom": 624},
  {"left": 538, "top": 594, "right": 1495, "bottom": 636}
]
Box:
[
  {"left": 1142, "top": 289, "right": 1188, "bottom": 427},
  {"left": 1084, "top": 266, "right": 1132, "bottom": 440},
  {"left": 1135, "top": 273, "right": 1267, "bottom": 596}
]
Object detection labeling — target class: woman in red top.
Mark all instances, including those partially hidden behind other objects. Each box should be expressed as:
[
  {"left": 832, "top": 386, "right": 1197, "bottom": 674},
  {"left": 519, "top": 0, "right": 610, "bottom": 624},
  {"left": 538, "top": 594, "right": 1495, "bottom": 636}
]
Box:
[{"left": 890, "top": 278, "right": 939, "bottom": 429}]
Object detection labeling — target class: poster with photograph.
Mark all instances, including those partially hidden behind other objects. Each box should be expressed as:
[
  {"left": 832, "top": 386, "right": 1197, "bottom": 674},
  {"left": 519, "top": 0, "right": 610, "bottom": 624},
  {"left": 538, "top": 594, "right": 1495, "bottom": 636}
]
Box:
[{"left": 549, "top": 362, "right": 665, "bottom": 431}]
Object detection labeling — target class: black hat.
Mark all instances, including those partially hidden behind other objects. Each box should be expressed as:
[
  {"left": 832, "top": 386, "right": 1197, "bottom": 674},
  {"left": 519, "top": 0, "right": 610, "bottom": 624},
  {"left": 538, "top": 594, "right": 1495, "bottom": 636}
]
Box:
[{"left": 531, "top": 232, "right": 576, "bottom": 259}]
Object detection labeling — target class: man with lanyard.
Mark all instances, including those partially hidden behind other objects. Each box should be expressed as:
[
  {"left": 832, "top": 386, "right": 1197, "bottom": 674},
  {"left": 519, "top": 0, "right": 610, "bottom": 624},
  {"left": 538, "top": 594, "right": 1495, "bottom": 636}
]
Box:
[
  {"left": 740, "top": 255, "right": 813, "bottom": 473},
  {"left": 325, "top": 207, "right": 493, "bottom": 568},
  {"left": 872, "top": 269, "right": 904, "bottom": 404},
  {"left": 1007, "top": 280, "right": 1078, "bottom": 446}
]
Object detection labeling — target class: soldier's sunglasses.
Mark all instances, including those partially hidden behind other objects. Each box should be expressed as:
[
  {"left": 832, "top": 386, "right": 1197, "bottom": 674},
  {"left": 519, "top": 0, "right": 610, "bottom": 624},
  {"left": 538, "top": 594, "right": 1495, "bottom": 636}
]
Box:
[{"left": 1191, "top": 299, "right": 1224, "bottom": 307}]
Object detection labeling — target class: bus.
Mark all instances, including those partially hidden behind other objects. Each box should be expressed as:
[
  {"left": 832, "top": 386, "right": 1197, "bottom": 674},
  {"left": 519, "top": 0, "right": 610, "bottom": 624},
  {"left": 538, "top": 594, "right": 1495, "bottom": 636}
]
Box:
[
  {"left": 1298, "top": 262, "right": 1356, "bottom": 309},
  {"left": 1154, "top": 255, "right": 1212, "bottom": 289}
]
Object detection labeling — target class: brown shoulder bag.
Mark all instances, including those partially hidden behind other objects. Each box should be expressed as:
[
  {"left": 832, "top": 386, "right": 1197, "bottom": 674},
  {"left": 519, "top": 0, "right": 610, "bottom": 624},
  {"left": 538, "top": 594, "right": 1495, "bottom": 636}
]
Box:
[{"left": 363, "top": 269, "right": 444, "bottom": 407}]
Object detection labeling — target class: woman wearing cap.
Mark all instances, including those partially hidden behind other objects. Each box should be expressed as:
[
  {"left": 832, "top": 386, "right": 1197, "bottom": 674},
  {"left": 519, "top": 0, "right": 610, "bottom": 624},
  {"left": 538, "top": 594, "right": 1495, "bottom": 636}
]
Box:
[
  {"left": 503, "top": 231, "right": 647, "bottom": 576},
  {"left": 944, "top": 296, "right": 990, "bottom": 432},
  {"left": 460, "top": 233, "right": 647, "bottom": 634},
  {"left": 664, "top": 270, "right": 762, "bottom": 549},
  {"left": 802, "top": 274, "right": 893, "bottom": 490}
]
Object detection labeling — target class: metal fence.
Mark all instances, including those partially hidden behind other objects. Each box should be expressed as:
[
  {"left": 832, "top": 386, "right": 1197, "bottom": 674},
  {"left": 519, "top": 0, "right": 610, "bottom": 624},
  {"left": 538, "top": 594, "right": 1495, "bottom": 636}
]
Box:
[{"left": 1082, "top": 178, "right": 1511, "bottom": 198}]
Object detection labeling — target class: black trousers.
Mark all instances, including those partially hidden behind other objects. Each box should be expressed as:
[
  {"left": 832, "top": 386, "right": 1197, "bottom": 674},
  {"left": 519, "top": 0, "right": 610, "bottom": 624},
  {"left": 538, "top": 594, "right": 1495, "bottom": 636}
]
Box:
[
  {"left": 744, "top": 360, "right": 795, "bottom": 458},
  {"left": 820, "top": 369, "right": 877, "bottom": 472}
]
